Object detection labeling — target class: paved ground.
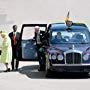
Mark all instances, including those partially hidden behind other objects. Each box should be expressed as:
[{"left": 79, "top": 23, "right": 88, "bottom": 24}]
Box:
[{"left": 0, "top": 61, "right": 90, "bottom": 90}]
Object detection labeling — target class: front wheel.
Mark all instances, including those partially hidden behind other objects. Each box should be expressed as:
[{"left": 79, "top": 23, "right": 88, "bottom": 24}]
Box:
[{"left": 83, "top": 72, "right": 89, "bottom": 76}]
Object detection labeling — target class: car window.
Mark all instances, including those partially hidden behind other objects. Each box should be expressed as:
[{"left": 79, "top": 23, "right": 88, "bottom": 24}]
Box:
[
  {"left": 22, "top": 26, "right": 46, "bottom": 40},
  {"left": 51, "top": 29, "right": 90, "bottom": 44},
  {"left": 22, "top": 27, "right": 35, "bottom": 40}
]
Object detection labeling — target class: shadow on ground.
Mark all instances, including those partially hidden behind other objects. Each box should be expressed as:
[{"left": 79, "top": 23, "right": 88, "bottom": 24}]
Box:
[
  {"left": 19, "top": 65, "right": 46, "bottom": 79},
  {"left": 18, "top": 65, "right": 90, "bottom": 79}
]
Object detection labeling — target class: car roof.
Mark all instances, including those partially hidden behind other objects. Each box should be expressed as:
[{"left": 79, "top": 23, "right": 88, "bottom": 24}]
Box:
[
  {"left": 50, "top": 23, "right": 88, "bottom": 31},
  {"left": 22, "top": 24, "right": 47, "bottom": 27}
]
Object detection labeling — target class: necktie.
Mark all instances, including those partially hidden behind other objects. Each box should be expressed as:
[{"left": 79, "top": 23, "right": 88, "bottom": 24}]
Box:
[{"left": 13, "top": 33, "right": 16, "bottom": 45}]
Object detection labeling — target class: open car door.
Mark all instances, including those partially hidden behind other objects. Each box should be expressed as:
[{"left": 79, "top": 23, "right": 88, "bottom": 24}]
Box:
[{"left": 19, "top": 24, "right": 47, "bottom": 61}]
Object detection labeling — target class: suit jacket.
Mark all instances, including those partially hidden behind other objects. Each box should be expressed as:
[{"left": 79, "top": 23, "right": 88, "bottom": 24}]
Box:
[
  {"left": 34, "top": 32, "right": 41, "bottom": 45},
  {"left": 34, "top": 31, "right": 48, "bottom": 45},
  {"left": 9, "top": 32, "right": 20, "bottom": 48}
]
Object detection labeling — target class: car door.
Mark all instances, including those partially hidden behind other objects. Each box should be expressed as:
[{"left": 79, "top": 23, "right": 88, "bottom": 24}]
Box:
[{"left": 19, "top": 24, "right": 47, "bottom": 61}]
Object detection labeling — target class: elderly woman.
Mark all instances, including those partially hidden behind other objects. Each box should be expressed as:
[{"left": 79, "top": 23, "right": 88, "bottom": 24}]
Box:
[{"left": 0, "top": 32, "right": 12, "bottom": 72}]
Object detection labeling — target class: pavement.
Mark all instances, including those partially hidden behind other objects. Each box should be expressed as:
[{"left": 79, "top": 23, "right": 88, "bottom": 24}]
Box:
[{"left": 0, "top": 61, "right": 90, "bottom": 90}]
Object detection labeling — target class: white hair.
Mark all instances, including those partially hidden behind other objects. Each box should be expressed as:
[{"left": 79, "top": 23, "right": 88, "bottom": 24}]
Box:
[{"left": 34, "top": 26, "right": 40, "bottom": 29}]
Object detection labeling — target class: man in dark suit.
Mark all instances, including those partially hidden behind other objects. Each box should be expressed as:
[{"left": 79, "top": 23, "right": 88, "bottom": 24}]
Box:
[
  {"left": 34, "top": 26, "right": 46, "bottom": 71},
  {"left": 9, "top": 25, "right": 20, "bottom": 71}
]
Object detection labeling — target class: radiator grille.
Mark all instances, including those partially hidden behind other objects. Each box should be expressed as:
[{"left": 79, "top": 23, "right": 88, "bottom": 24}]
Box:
[{"left": 66, "top": 53, "right": 81, "bottom": 64}]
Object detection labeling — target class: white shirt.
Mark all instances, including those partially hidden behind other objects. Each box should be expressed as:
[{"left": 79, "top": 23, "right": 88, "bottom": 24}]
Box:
[{"left": 13, "top": 32, "right": 16, "bottom": 36}]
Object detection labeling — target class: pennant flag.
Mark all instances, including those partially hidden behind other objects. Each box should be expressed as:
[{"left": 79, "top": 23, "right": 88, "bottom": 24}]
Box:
[{"left": 65, "top": 11, "right": 70, "bottom": 22}]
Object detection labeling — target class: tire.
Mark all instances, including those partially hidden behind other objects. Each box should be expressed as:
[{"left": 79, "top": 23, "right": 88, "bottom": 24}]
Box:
[
  {"left": 83, "top": 72, "right": 89, "bottom": 76},
  {"left": 45, "top": 69, "right": 52, "bottom": 78}
]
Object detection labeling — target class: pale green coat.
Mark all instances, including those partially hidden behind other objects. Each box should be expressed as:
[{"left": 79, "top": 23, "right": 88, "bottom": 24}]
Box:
[{"left": 1, "top": 34, "right": 12, "bottom": 64}]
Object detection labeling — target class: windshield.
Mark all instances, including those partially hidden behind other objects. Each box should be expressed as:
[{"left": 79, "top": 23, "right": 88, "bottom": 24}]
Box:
[{"left": 51, "top": 28, "right": 90, "bottom": 44}]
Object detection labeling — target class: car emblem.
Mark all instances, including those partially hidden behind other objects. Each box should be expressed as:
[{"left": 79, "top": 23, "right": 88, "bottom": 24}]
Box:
[
  {"left": 69, "top": 44, "right": 75, "bottom": 50},
  {"left": 72, "top": 44, "right": 75, "bottom": 50}
]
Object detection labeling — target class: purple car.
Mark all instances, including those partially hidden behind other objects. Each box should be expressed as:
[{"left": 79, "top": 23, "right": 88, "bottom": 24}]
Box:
[{"left": 45, "top": 22, "right": 90, "bottom": 75}]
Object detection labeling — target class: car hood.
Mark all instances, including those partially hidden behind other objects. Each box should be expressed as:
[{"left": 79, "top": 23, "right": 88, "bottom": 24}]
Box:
[{"left": 47, "top": 43, "right": 90, "bottom": 54}]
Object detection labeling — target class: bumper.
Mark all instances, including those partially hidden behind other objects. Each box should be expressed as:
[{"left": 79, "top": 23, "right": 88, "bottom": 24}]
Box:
[{"left": 50, "top": 64, "right": 90, "bottom": 72}]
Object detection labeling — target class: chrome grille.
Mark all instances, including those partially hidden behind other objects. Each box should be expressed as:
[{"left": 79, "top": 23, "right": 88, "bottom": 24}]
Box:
[{"left": 66, "top": 52, "right": 81, "bottom": 64}]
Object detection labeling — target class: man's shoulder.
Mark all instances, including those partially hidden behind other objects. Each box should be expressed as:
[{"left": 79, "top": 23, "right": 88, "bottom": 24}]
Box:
[
  {"left": 9, "top": 32, "right": 13, "bottom": 34},
  {"left": 9, "top": 32, "right": 13, "bottom": 36},
  {"left": 17, "top": 31, "right": 20, "bottom": 34},
  {"left": 16, "top": 32, "right": 20, "bottom": 36}
]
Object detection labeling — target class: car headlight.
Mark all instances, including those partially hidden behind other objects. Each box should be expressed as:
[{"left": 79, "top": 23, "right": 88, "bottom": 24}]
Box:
[
  {"left": 51, "top": 54, "right": 56, "bottom": 60},
  {"left": 83, "top": 54, "right": 89, "bottom": 61},
  {"left": 57, "top": 54, "right": 64, "bottom": 61}
]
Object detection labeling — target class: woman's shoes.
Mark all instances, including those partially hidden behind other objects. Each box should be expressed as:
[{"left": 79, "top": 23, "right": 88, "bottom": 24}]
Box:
[{"left": 4, "top": 68, "right": 10, "bottom": 72}]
